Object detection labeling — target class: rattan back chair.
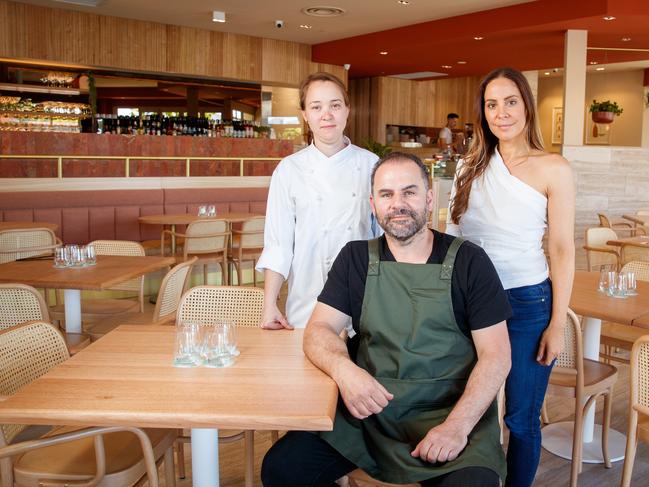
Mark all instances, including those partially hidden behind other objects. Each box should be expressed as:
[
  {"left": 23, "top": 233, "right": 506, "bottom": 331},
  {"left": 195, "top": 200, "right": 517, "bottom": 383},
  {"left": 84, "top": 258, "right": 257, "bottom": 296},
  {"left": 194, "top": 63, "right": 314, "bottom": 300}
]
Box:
[
  {"left": 175, "top": 285, "right": 265, "bottom": 487},
  {"left": 0, "top": 283, "right": 49, "bottom": 331},
  {"left": 85, "top": 258, "right": 197, "bottom": 341},
  {"left": 601, "top": 261, "right": 649, "bottom": 364},
  {"left": 621, "top": 335, "right": 649, "bottom": 486},
  {"left": 544, "top": 309, "right": 618, "bottom": 487},
  {"left": 597, "top": 212, "right": 634, "bottom": 237},
  {"left": 0, "top": 227, "right": 61, "bottom": 264},
  {"left": 162, "top": 219, "right": 229, "bottom": 286},
  {"left": 0, "top": 321, "right": 177, "bottom": 487},
  {"left": 229, "top": 216, "right": 264, "bottom": 286},
  {"left": 583, "top": 227, "right": 620, "bottom": 271}
]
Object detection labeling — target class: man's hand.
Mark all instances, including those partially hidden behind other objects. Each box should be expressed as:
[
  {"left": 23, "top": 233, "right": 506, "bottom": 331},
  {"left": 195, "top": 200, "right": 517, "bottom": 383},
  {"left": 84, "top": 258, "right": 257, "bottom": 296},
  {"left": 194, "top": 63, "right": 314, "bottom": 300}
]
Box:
[
  {"left": 333, "top": 361, "right": 393, "bottom": 419},
  {"left": 411, "top": 420, "right": 469, "bottom": 464},
  {"left": 536, "top": 322, "right": 564, "bottom": 365},
  {"left": 260, "top": 302, "right": 293, "bottom": 330}
]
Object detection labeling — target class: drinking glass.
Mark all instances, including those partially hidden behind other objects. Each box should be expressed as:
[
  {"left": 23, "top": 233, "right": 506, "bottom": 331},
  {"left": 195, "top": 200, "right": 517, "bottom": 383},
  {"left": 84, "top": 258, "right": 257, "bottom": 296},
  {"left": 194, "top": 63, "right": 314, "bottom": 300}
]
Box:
[
  {"left": 67, "top": 245, "right": 83, "bottom": 267},
  {"left": 203, "top": 322, "right": 236, "bottom": 368},
  {"left": 598, "top": 269, "right": 610, "bottom": 293},
  {"left": 625, "top": 271, "right": 637, "bottom": 296},
  {"left": 54, "top": 247, "right": 67, "bottom": 268},
  {"left": 173, "top": 323, "right": 203, "bottom": 367},
  {"left": 612, "top": 273, "right": 628, "bottom": 298},
  {"left": 198, "top": 205, "right": 207, "bottom": 217},
  {"left": 207, "top": 205, "right": 216, "bottom": 218},
  {"left": 84, "top": 244, "right": 96, "bottom": 265}
]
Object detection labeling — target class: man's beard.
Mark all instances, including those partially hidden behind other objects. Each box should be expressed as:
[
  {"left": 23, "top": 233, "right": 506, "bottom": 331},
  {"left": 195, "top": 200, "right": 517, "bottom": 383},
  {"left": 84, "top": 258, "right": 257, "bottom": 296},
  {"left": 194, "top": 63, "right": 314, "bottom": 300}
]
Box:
[{"left": 379, "top": 207, "right": 428, "bottom": 241}]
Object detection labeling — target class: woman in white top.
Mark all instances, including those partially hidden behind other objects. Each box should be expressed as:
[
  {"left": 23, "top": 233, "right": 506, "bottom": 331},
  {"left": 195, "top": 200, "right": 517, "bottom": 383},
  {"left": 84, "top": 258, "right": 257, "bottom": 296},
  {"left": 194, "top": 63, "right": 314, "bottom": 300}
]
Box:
[
  {"left": 257, "top": 72, "right": 379, "bottom": 329},
  {"left": 447, "top": 67, "right": 574, "bottom": 487}
]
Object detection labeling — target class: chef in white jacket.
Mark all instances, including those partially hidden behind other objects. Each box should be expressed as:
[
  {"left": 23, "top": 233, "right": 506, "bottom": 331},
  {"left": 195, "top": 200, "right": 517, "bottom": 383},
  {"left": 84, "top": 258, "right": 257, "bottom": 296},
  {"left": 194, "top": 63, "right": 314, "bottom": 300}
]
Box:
[{"left": 256, "top": 72, "right": 379, "bottom": 329}]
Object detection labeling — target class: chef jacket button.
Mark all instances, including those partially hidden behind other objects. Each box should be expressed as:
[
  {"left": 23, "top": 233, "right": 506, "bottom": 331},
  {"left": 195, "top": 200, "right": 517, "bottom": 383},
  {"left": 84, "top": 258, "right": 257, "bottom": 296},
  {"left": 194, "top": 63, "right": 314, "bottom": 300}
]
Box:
[{"left": 352, "top": 192, "right": 356, "bottom": 197}]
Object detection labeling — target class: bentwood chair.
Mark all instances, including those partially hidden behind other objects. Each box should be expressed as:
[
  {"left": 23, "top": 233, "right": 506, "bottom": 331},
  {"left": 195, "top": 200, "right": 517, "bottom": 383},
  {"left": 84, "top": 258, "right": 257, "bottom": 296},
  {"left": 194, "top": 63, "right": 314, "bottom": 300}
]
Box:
[
  {"left": 583, "top": 227, "right": 620, "bottom": 271},
  {"left": 543, "top": 309, "right": 618, "bottom": 487},
  {"left": 620, "top": 335, "right": 649, "bottom": 487},
  {"left": 50, "top": 240, "right": 147, "bottom": 326},
  {"left": 85, "top": 257, "right": 196, "bottom": 341},
  {"left": 598, "top": 213, "right": 635, "bottom": 237},
  {"left": 0, "top": 227, "right": 61, "bottom": 264},
  {"left": 600, "top": 261, "right": 649, "bottom": 364},
  {"left": 0, "top": 283, "right": 89, "bottom": 355},
  {"left": 228, "top": 216, "right": 264, "bottom": 286},
  {"left": 175, "top": 285, "right": 266, "bottom": 486},
  {"left": 162, "top": 219, "right": 229, "bottom": 286},
  {"left": 0, "top": 321, "right": 177, "bottom": 487}
]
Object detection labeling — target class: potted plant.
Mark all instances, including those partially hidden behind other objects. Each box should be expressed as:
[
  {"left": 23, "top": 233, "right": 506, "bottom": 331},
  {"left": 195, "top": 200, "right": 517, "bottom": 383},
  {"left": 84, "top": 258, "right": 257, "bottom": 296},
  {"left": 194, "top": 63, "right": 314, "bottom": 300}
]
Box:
[
  {"left": 589, "top": 99, "right": 623, "bottom": 124},
  {"left": 363, "top": 138, "right": 392, "bottom": 158}
]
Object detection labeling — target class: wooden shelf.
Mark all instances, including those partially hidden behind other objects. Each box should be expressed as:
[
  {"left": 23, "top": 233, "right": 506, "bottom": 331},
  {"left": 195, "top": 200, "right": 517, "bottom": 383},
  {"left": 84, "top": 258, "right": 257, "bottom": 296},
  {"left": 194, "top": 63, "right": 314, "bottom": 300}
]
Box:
[
  {"left": 0, "top": 82, "right": 88, "bottom": 96},
  {"left": 0, "top": 110, "right": 88, "bottom": 119}
]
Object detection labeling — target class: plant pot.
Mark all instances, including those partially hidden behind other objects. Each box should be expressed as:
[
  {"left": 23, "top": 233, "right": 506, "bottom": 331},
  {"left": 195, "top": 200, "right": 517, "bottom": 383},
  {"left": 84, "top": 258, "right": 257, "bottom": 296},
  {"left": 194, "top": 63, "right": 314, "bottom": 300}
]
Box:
[{"left": 591, "top": 111, "right": 615, "bottom": 124}]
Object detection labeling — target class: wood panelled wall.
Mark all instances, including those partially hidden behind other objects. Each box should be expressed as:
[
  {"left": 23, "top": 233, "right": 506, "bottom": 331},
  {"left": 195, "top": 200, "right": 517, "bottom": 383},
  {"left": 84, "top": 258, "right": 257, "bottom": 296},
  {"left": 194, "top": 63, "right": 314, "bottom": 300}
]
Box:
[
  {"left": 0, "top": 0, "right": 346, "bottom": 87},
  {"left": 348, "top": 75, "right": 481, "bottom": 144}
]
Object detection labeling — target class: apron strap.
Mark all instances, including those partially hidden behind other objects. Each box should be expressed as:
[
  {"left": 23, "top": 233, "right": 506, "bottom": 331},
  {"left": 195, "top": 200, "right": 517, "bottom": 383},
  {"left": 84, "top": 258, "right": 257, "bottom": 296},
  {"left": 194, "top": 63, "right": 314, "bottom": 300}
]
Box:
[
  {"left": 367, "top": 238, "right": 381, "bottom": 276},
  {"left": 440, "top": 237, "right": 464, "bottom": 280}
]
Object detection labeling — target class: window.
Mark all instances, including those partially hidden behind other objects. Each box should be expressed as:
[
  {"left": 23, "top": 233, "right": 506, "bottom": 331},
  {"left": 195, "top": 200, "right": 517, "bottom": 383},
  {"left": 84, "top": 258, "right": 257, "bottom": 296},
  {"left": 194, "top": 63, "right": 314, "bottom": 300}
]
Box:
[{"left": 117, "top": 108, "right": 139, "bottom": 117}]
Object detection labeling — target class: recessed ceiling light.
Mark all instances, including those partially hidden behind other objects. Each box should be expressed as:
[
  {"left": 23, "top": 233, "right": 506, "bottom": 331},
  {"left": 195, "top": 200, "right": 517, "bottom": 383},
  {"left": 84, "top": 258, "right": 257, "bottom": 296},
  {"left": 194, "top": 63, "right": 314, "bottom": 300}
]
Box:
[
  {"left": 596, "top": 67, "right": 605, "bottom": 71},
  {"left": 380, "top": 51, "right": 388, "bottom": 55},
  {"left": 397, "top": 0, "right": 410, "bottom": 5},
  {"left": 441, "top": 65, "right": 452, "bottom": 69},
  {"left": 544, "top": 72, "right": 550, "bottom": 75},
  {"left": 302, "top": 6, "right": 346, "bottom": 17},
  {"left": 212, "top": 10, "right": 225, "bottom": 23},
  {"left": 473, "top": 36, "right": 484, "bottom": 40},
  {"left": 621, "top": 37, "right": 631, "bottom": 42},
  {"left": 603, "top": 16, "right": 616, "bottom": 21},
  {"left": 589, "top": 61, "right": 598, "bottom": 65},
  {"left": 300, "top": 24, "right": 312, "bottom": 29},
  {"left": 457, "top": 61, "right": 467, "bottom": 65}
]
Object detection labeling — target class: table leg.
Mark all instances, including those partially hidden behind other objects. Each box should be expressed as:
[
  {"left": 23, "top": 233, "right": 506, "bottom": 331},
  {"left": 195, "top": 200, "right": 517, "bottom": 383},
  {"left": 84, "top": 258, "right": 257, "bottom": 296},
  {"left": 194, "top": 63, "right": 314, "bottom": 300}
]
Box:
[
  {"left": 63, "top": 289, "right": 82, "bottom": 334},
  {"left": 542, "top": 316, "right": 625, "bottom": 463},
  {"left": 191, "top": 428, "right": 220, "bottom": 487},
  {"left": 171, "top": 224, "right": 177, "bottom": 255}
]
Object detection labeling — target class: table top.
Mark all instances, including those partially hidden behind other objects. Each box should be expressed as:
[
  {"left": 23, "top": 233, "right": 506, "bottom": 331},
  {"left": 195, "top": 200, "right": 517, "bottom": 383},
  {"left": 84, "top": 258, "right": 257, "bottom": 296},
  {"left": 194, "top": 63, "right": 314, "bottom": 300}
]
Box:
[
  {"left": 570, "top": 271, "right": 649, "bottom": 325},
  {"left": 0, "top": 326, "right": 338, "bottom": 431},
  {"left": 0, "top": 221, "right": 59, "bottom": 232},
  {"left": 633, "top": 313, "right": 649, "bottom": 328},
  {"left": 139, "top": 213, "right": 261, "bottom": 226},
  {"left": 0, "top": 255, "right": 174, "bottom": 290},
  {"left": 606, "top": 236, "right": 649, "bottom": 248}
]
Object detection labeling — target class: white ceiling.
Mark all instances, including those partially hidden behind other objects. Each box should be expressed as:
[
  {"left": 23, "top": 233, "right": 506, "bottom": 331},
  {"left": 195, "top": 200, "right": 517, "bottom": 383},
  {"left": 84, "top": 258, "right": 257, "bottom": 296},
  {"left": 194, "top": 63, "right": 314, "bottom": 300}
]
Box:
[{"left": 17, "top": 0, "right": 534, "bottom": 44}]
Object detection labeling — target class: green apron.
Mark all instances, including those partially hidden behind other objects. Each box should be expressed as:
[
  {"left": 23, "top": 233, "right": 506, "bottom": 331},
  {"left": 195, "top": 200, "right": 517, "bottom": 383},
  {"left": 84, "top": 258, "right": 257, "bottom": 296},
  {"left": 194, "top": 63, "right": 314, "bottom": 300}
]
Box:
[{"left": 321, "top": 236, "right": 505, "bottom": 484}]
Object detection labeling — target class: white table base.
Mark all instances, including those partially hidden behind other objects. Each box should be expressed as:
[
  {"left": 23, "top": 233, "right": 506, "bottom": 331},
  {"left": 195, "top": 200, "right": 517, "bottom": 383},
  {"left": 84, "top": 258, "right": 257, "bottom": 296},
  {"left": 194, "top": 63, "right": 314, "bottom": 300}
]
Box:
[
  {"left": 191, "top": 428, "right": 220, "bottom": 487},
  {"left": 542, "top": 422, "right": 626, "bottom": 463},
  {"left": 63, "top": 289, "right": 82, "bottom": 334}
]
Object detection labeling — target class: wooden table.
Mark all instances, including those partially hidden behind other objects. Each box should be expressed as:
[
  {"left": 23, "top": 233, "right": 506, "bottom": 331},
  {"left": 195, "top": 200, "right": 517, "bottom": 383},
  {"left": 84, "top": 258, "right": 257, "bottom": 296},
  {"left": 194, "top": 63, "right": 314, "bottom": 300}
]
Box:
[
  {"left": 0, "top": 221, "right": 59, "bottom": 232},
  {"left": 0, "top": 255, "right": 174, "bottom": 333},
  {"left": 139, "top": 213, "right": 261, "bottom": 254},
  {"left": 633, "top": 312, "right": 649, "bottom": 328},
  {"left": 0, "top": 325, "right": 338, "bottom": 487},
  {"left": 543, "top": 271, "right": 649, "bottom": 463},
  {"left": 606, "top": 235, "right": 649, "bottom": 262}
]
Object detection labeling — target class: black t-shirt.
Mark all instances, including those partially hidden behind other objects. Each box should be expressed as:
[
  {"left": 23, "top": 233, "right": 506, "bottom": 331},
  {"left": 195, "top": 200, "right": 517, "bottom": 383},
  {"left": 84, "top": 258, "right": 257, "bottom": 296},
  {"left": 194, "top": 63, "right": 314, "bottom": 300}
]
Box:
[{"left": 317, "top": 230, "right": 512, "bottom": 338}]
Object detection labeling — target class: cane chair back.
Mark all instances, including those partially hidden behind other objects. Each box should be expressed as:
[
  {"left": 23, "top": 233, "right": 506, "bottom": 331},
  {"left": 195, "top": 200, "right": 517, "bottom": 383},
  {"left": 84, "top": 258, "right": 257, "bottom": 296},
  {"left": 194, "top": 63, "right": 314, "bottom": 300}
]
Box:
[
  {"left": 597, "top": 212, "right": 633, "bottom": 235},
  {"left": 0, "top": 284, "right": 49, "bottom": 331},
  {"left": 154, "top": 258, "right": 196, "bottom": 322},
  {"left": 91, "top": 240, "right": 146, "bottom": 293},
  {"left": 622, "top": 261, "right": 649, "bottom": 280},
  {"left": 229, "top": 217, "right": 264, "bottom": 286},
  {"left": 545, "top": 309, "right": 618, "bottom": 487},
  {"left": 0, "top": 321, "right": 68, "bottom": 444},
  {"left": 183, "top": 220, "right": 229, "bottom": 257},
  {"left": 177, "top": 285, "right": 264, "bottom": 328},
  {"left": 622, "top": 246, "right": 649, "bottom": 266},
  {"left": 584, "top": 227, "right": 620, "bottom": 271},
  {"left": 0, "top": 228, "right": 60, "bottom": 264}
]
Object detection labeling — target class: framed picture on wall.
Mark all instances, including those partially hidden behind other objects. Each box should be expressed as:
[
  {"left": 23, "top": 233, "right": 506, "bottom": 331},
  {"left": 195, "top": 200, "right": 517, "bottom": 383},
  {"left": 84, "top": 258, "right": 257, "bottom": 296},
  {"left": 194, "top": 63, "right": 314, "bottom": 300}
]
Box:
[
  {"left": 585, "top": 115, "right": 611, "bottom": 145},
  {"left": 551, "top": 107, "right": 563, "bottom": 144}
]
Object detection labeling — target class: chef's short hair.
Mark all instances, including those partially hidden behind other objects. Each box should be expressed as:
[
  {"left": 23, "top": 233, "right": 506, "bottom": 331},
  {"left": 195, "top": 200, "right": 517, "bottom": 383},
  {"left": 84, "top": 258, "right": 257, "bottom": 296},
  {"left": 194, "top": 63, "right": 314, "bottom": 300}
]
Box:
[
  {"left": 299, "top": 72, "right": 350, "bottom": 111},
  {"left": 447, "top": 113, "right": 459, "bottom": 120},
  {"left": 371, "top": 152, "right": 430, "bottom": 192}
]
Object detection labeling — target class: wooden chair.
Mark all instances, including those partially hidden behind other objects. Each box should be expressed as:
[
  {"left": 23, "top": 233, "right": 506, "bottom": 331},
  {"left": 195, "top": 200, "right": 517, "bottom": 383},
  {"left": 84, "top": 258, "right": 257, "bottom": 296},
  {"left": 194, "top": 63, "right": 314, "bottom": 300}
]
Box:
[
  {"left": 50, "top": 240, "right": 147, "bottom": 325},
  {"left": 543, "top": 309, "right": 618, "bottom": 487},
  {"left": 162, "top": 219, "right": 229, "bottom": 286},
  {"left": 0, "top": 283, "right": 89, "bottom": 355},
  {"left": 583, "top": 227, "right": 620, "bottom": 271},
  {"left": 228, "top": 216, "right": 264, "bottom": 286},
  {"left": 620, "top": 334, "right": 649, "bottom": 487},
  {"left": 0, "top": 321, "right": 177, "bottom": 487},
  {"left": 600, "top": 261, "right": 649, "bottom": 364},
  {"left": 0, "top": 227, "right": 61, "bottom": 264},
  {"left": 84, "top": 257, "right": 196, "bottom": 341},
  {"left": 598, "top": 212, "right": 635, "bottom": 237},
  {"left": 175, "top": 285, "right": 266, "bottom": 486}
]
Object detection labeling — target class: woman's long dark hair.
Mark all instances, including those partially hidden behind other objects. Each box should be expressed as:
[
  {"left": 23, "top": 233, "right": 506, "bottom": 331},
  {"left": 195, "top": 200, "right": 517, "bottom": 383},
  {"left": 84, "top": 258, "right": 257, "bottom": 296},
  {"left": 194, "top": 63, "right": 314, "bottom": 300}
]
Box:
[{"left": 450, "top": 67, "right": 544, "bottom": 224}]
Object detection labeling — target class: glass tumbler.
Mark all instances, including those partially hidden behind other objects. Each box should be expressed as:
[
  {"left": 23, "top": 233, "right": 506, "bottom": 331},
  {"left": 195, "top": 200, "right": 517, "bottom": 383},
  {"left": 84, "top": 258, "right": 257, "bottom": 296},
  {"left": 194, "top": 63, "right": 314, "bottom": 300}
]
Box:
[
  {"left": 203, "top": 322, "right": 236, "bottom": 368},
  {"left": 173, "top": 323, "right": 203, "bottom": 367},
  {"left": 625, "top": 271, "right": 637, "bottom": 296},
  {"left": 207, "top": 205, "right": 216, "bottom": 217},
  {"left": 54, "top": 247, "right": 67, "bottom": 268},
  {"left": 198, "top": 205, "right": 207, "bottom": 217}
]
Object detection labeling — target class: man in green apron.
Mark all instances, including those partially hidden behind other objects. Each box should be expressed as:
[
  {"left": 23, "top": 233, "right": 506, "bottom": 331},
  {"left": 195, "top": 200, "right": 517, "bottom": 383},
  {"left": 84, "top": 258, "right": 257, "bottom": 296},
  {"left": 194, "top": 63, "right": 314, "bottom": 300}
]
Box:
[{"left": 262, "top": 152, "right": 512, "bottom": 486}]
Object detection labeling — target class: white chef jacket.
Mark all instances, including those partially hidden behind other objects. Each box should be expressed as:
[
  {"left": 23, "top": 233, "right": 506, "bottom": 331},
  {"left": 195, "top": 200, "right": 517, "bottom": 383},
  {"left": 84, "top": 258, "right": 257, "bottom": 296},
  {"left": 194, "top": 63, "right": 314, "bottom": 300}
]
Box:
[{"left": 256, "top": 138, "right": 380, "bottom": 328}]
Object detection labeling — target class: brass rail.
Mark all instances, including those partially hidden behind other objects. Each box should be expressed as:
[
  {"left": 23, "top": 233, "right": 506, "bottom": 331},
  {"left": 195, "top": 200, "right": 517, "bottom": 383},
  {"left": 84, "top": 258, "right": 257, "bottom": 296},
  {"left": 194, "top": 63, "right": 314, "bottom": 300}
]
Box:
[{"left": 0, "top": 155, "right": 281, "bottom": 178}]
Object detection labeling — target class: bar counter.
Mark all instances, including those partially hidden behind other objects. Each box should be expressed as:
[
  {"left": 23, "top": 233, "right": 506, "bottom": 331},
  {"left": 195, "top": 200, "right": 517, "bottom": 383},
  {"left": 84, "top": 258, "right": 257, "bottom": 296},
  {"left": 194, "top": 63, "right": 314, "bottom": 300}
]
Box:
[{"left": 0, "top": 132, "right": 293, "bottom": 178}]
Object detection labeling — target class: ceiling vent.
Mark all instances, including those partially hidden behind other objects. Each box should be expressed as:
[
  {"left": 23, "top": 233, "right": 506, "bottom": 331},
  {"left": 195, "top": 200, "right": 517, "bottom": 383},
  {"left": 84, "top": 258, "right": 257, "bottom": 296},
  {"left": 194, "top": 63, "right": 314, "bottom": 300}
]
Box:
[
  {"left": 301, "top": 6, "right": 346, "bottom": 17},
  {"left": 52, "top": 0, "right": 104, "bottom": 7}
]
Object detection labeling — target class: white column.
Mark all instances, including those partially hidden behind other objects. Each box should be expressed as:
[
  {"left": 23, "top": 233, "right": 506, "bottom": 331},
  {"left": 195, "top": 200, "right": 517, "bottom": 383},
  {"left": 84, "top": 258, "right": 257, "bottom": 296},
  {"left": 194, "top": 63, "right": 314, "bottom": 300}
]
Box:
[
  {"left": 63, "top": 289, "right": 82, "bottom": 334},
  {"left": 642, "top": 86, "right": 649, "bottom": 148},
  {"left": 562, "top": 30, "right": 588, "bottom": 148}
]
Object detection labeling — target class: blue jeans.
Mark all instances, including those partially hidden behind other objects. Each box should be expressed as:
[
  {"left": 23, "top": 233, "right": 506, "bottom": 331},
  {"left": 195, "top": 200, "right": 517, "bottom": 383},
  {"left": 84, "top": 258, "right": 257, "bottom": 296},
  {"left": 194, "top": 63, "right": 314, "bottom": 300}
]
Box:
[{"left": 504, "top": 278, "right": 553, "bottom": 487}]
